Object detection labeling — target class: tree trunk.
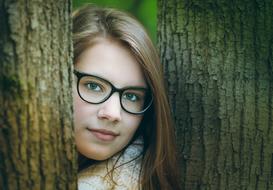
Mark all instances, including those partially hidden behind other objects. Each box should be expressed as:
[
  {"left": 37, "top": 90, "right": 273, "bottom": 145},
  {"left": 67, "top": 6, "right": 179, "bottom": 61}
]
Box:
[
  {"left": 0, "top": 0, "right": 77, "bottom": 189},
  {"left": 158, "top": 0, "right": 273, "bottom": 189}
]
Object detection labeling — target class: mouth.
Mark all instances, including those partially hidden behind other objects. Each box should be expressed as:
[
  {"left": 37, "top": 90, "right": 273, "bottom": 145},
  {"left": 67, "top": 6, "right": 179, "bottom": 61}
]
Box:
[{"left": 87, "top": 128, "right": 119, "bottom": 141}]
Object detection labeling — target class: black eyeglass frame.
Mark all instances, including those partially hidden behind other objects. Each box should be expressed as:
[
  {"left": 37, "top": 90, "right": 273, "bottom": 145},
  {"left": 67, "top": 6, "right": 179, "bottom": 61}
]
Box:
[{"left": 73, "top": 70, "right": 153, "bottom": 115}]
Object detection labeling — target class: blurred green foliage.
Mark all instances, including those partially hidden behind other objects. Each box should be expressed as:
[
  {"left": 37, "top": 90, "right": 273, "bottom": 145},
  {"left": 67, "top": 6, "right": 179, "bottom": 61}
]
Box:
[{"left": 73, "top": 0, "right": 157, "bottom": 43}]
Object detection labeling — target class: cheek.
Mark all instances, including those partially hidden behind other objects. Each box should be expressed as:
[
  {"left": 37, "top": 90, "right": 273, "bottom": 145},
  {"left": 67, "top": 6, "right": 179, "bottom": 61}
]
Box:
[
  {"left": 73, "top": 94, "right": 83, "bottom": 121},
  {"left": 124, "top": 115, "right": 143, "bottom": 133},
  {"left": 73, "top": 92, "right": 98, "bottom": 129},
  {"left": 73, "top": 92, "right": 92, "bottom": 128}
]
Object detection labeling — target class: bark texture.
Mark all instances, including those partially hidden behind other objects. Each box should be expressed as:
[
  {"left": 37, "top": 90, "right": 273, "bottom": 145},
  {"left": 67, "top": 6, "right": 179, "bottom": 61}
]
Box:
[
  {"left": 0, "top": 0, "right": 77, "bottom": 189},
  {"left": 158, "top": 0, "right": 273, "bottom": 189}
]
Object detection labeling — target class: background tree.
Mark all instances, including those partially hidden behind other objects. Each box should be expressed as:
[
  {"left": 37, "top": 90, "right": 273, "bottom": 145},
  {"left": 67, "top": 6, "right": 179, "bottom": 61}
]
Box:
[
  {"left": 158, "top": 0, "right": 273, "bottom": 189},
  {"left": 0, "top": 0, "right": 77, "bottom": 189}
]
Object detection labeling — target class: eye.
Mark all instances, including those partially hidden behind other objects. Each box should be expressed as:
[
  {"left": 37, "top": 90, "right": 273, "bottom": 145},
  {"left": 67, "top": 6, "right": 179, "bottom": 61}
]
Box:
[
  {"left": 123, "top": 92, "right": 139, "bottom": 102},
  {"left": 85, "top": 82, "right": 102, "bottom": 92}
]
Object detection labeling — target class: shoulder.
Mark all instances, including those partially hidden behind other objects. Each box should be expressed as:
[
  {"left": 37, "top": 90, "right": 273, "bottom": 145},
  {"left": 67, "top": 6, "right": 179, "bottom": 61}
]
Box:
[{"left": 78, "top": 139, "right": 143, "bottom": 190}]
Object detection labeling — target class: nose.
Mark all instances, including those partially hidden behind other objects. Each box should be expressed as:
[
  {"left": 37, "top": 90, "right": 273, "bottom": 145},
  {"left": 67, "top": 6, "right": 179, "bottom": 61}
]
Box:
[{"left": 97, "top": 92, "right": 122, "bottom": 122}]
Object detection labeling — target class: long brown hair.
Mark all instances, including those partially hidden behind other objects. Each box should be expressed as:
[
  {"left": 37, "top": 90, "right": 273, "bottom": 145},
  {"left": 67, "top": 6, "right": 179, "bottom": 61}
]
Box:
[{"left": 73, "top": 5, "right": 181, "bottom": 190}]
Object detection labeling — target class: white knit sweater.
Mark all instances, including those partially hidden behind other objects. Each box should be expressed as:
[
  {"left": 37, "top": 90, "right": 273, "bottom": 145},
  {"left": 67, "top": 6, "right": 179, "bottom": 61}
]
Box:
[{"left": 78, "top": 139, "right": 143, "bottom": 190}]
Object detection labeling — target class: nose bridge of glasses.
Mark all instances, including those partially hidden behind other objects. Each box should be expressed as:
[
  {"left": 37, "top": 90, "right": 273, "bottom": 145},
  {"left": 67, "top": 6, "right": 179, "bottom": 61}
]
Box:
[
  {"left": 107, "top": 83, "right": 124, "bottom": 99},
  {"left": 107, "top": 88, "right": 123, "bottom": 105},
  {"left": 102, "top": 91, "right": 122, "bottom": 115}
]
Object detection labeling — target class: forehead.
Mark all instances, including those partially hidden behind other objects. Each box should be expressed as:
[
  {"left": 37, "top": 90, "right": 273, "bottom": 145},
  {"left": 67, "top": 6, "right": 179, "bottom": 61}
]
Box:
[{"left": 75, "top": 39, "right": 147, "bottom": 88}]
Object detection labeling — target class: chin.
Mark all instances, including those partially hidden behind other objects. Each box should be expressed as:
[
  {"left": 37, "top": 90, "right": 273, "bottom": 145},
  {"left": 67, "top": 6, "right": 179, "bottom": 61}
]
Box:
[
  {"left": 80, "top": 149, "right": 112, "bottom": 161},
  {"left": 89, "top": 153, "right": 112, "bottom": 161}
]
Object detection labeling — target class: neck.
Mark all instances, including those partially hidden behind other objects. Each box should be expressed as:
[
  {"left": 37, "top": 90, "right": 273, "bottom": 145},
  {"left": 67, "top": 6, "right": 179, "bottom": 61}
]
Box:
[{"left": 78, "top": 153, "right": 98, "bottom": 172}]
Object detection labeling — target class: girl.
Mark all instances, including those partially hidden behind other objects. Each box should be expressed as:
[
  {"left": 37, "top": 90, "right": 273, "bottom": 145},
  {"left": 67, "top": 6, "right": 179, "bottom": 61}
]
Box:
[{"left": 73, "top": 5, "right": 181, "bottom": 190}]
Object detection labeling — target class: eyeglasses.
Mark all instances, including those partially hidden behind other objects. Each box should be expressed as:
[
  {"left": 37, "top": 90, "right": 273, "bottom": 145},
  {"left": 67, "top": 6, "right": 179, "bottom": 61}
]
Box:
[{"left": 73, "top": 70, "right": 153, "bottom": 115}]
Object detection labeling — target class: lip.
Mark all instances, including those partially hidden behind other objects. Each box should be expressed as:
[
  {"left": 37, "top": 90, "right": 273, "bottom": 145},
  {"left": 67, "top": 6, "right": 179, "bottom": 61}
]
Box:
[{"left": 87, "top": 128, "right": 119, "bottom": 141}]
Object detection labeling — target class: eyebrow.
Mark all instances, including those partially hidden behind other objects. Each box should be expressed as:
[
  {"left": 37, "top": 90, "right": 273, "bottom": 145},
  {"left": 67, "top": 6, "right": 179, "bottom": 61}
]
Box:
[{"left": 74, "top": 70, "right": 148, "bottom": 90}]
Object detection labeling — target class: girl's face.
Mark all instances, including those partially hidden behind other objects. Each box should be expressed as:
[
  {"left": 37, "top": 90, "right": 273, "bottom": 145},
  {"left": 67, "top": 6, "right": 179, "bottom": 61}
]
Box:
[{"left": 73, "top": 39, "right": 145, "bottom": 160}]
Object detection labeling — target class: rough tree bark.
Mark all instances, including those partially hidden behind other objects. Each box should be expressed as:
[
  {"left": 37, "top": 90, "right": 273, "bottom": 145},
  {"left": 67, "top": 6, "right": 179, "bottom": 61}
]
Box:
[
  {"left": 158, "top": 0, "right": 273, "bottom": 189},
  {"left": 0, "top": 0, "right": 77, "bottom": 189}
]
